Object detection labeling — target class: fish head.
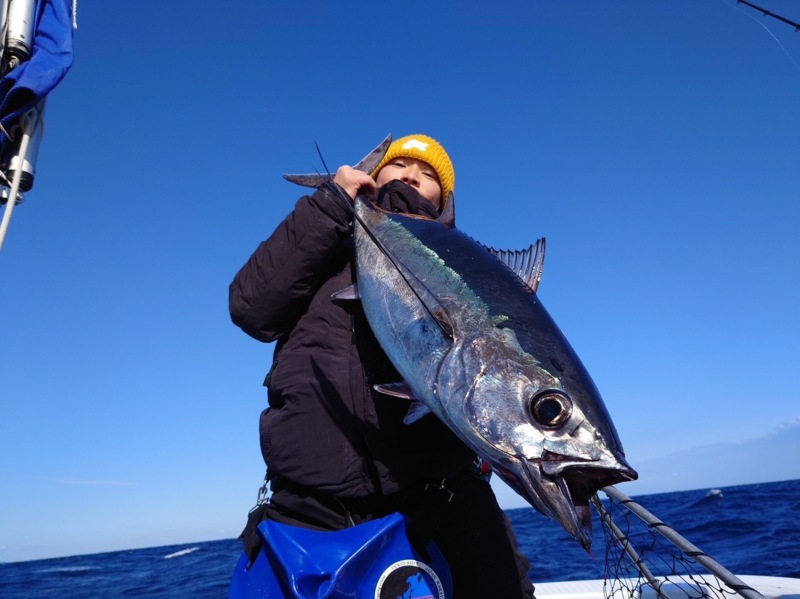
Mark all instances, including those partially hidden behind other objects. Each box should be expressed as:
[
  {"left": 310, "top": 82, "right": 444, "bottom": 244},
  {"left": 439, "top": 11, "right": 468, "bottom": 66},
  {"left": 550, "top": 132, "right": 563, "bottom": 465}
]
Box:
[{"left": 440, "top": 327, "right": 637, "bottom": 550}]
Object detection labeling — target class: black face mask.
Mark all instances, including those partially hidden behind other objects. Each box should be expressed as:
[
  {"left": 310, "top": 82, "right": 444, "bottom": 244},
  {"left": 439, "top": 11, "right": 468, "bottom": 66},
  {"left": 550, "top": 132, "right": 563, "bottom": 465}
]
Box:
[{"left": 372, "top": 179, "right": 440, "bottom": 220}]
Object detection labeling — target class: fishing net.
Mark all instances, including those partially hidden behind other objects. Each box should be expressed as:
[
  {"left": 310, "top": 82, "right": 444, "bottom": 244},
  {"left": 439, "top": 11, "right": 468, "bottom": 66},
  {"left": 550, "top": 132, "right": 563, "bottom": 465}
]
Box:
[{"left": 595, "top": 487, "right": 763, "bottom": 599}]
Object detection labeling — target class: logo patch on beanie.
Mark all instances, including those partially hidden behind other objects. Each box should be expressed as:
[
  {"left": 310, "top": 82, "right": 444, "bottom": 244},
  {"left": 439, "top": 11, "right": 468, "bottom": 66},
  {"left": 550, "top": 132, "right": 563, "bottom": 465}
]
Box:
[{"left": 401, "top": 139, "right": 429, "bottom": 152}]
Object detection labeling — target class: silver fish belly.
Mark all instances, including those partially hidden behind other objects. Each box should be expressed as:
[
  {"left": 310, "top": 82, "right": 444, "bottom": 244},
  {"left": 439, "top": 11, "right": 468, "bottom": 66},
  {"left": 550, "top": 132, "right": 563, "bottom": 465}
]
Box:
[{"left": 353, "top": 196, "right": 637, "bottom": 550}]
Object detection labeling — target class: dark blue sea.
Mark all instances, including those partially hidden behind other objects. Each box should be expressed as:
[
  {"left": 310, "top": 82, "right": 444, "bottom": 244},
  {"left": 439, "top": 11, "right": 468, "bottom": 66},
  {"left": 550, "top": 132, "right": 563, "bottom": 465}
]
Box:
[{"left": 2, "top": 480, "right": 798, "bottom": 598}]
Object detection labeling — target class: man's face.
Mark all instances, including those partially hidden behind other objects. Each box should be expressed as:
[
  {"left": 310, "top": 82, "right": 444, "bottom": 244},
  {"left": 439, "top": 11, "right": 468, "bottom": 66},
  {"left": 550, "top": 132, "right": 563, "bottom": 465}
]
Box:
[{"left": 375, "top": 157, "right": 442, "bottom": 211}]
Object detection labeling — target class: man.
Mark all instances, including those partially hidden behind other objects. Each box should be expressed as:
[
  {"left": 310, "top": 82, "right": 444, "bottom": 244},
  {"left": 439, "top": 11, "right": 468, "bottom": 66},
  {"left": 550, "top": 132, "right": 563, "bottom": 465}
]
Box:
[{"left": 230, "top": 134, "right": 535, "bottom": 598}]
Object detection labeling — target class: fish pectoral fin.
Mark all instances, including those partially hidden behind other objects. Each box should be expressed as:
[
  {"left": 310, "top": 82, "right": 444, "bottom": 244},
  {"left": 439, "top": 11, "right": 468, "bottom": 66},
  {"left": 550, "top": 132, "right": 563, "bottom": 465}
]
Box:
[
  {"left": 374, "top": 383, "right": 433, "bottom": 423},
  {"left": 331, "top": 284, "right": 361, "bottom": 302},
  {"left": 373, "top": 381, "right": 417, "bottom": 400},
  {"left": 372, "top": 381, "right": 431, "bottom": 424},
  {"left": 483, "top": 238, "right": 546, "bottom": 294},
  {"left": 403, "top": 401, "right": 433, "bottom": 425}
]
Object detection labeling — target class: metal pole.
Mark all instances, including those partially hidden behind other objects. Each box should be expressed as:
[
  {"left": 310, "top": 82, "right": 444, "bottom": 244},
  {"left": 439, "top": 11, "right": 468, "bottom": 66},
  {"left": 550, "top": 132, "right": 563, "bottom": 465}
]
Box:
[{"left": 0, "top": 107, "right": 38, "bottom": 250}]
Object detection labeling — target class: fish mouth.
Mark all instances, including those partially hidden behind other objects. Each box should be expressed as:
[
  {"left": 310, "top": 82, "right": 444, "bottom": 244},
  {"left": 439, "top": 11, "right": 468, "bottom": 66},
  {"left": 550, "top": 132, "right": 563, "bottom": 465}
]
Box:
[
  {"left": 560, "top": 463, "right": 637, "bottom": 548},
  {"left": 509, "top": 453, "right": 638, "bottom": 550}
]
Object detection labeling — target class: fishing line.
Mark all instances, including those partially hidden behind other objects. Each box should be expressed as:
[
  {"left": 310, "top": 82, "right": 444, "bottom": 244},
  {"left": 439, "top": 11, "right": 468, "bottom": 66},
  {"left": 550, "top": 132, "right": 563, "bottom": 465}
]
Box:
[{"left": 717, "top": 0, "right": 800, "bottom": 75}]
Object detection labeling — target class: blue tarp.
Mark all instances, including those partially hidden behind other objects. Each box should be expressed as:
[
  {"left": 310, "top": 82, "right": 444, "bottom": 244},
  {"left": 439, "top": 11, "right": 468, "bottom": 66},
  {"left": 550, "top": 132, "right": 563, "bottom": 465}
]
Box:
[{"left": 0, "top": 0, "right": 74, "bottom": 128}]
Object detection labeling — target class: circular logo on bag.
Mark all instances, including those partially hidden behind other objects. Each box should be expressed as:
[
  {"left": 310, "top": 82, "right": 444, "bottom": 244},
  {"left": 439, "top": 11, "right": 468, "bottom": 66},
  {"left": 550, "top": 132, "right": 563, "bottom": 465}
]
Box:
[{"left": 374, "top": 559, "right": 445, "bottom": 599}]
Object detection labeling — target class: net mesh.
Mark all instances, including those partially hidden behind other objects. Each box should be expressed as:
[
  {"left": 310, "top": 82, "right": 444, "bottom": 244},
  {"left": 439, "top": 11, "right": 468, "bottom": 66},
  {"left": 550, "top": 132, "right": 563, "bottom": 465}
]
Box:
[{"left": 596, "top": 488, "right": 763, "bottom": 599}]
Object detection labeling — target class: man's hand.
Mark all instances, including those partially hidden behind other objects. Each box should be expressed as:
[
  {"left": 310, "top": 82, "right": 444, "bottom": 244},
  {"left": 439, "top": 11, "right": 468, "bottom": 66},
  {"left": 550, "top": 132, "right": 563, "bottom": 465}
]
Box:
[{"left": 333, "top": 166, "right": 377, "bottom": 201}]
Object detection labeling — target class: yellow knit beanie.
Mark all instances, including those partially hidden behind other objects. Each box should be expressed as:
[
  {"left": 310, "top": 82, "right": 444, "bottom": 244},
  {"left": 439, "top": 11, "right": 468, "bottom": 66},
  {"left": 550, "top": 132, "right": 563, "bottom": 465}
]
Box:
[{"left": 371, "top": 134, "right": 455, "bottom": 206}]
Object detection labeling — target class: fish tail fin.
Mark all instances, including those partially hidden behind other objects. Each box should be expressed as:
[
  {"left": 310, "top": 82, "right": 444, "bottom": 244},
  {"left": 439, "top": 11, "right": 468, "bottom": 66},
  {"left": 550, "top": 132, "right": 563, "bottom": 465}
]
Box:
[{"left": 282, "top": 135, "right": 392, "bottom": 191}]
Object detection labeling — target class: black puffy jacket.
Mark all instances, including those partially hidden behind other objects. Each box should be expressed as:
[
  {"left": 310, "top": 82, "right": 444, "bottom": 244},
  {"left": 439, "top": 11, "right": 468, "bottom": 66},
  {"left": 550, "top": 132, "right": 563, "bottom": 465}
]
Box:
[{"left": 229, "top": 181, "right": 476, "bottom": 497}]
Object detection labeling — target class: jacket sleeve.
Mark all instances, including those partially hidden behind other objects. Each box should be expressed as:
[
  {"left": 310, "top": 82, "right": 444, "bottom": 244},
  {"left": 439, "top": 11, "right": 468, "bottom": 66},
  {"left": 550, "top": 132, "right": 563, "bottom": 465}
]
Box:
[{"left": 229, "top": 188, "right": 352, "bottom": 342}]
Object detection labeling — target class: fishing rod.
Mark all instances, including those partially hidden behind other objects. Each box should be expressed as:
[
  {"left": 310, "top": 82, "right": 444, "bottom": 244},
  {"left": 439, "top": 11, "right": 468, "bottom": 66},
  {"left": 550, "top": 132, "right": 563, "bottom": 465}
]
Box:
[{"left": 736, "top": 0, "right": 800, "bottom": 31}]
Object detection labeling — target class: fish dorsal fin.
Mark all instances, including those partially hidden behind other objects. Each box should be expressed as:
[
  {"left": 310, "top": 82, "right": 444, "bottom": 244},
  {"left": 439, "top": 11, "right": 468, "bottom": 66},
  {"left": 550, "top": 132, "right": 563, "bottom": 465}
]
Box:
[
  {"left": 437, "top": 191, "right": 456, "bottom": 229},
  {"left": 485, "top": 237, "right": 546, "bottom": 293},
  {"left": 283, "top": 135, "right": 392, "bottom": 188}
]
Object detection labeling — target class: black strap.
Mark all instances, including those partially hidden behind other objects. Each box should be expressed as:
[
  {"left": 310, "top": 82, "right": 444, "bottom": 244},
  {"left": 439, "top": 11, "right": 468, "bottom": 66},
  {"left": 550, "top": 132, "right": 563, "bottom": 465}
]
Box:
[
  {"left": 238, "top": 503, "right": 270, "bottom": 569},
  {"left": 405, "top": 478, "right": 455, "bottom": 562}
]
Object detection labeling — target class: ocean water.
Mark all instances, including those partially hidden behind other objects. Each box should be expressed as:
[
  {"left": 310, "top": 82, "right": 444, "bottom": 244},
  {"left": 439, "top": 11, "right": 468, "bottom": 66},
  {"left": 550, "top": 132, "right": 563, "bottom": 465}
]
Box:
[{"left": 2, "top": 479, "right": 798, "bottom": 598}]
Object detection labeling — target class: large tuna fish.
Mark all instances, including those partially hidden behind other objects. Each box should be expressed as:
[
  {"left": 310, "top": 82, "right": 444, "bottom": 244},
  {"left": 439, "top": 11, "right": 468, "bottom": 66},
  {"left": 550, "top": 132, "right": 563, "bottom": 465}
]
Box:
[
  {"left": 352, "top": 195, "right": 636, "bottom": 549},
  {"left": 285, "top": 138, "right": 637, "bottom": 549}
]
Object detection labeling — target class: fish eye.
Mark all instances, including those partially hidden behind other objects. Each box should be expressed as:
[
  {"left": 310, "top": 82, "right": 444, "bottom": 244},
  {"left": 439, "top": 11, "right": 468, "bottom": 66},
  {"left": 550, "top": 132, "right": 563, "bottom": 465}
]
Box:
[{"left": 529, "top": 390, "right": 572, "bottom": 428}]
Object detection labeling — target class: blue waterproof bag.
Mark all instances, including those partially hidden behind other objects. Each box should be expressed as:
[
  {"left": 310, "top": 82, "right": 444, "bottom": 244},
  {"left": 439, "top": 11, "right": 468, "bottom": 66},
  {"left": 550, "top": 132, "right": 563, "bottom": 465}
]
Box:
[{"left": 228, "top": 512, "right": 452, "bottom": 598}]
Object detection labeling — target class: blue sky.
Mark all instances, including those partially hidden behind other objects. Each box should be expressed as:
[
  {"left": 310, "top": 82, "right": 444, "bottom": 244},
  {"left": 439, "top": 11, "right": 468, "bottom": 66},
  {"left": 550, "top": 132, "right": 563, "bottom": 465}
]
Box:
[{"left": 1, "top": 1, "right": 799, "bottom": 562}]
